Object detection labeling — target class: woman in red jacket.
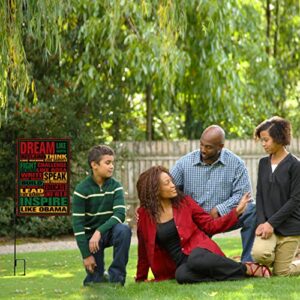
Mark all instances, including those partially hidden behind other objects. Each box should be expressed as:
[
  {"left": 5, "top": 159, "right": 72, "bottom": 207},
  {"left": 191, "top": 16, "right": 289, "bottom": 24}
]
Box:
[{"left": 135, "top": 166, "right": 271, "bottom": 283}]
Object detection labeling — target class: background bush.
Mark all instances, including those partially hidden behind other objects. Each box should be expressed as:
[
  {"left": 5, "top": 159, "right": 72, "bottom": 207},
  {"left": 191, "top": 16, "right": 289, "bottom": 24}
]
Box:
[{"left": 0, "top": 198, "right": 73, "bottom": 238}]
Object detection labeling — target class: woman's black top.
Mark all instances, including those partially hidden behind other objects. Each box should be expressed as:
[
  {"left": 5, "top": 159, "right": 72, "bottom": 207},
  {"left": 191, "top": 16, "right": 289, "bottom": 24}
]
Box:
[{"left": 156, "top": 218, "right": 188, "bottom": 266}]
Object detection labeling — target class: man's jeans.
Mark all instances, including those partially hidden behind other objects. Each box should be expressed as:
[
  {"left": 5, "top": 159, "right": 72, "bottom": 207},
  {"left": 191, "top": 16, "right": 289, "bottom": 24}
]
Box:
[
  {"left": 227, "top": 202, "right": 256, "bottom": 262},
  {"left": 83, "top": 223, "right": 132, "bottom": 286}
]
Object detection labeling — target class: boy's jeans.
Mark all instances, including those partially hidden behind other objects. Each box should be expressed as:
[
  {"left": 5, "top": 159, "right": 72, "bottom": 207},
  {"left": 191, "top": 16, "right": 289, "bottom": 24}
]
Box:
[{"left": 83, "top": 223, "right": 132, "bottom": 286}]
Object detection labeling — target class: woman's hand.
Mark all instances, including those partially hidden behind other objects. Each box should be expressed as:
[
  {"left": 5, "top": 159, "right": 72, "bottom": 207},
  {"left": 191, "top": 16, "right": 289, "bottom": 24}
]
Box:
[
  {"left": 255, "top": 224, "right": 264, "bottom": 236},
  {"left": 256, "top": 222, "right": 273, "bottom": 239},
  {"left": 135, "top": 206, "right": 140, "bottom": 222},
  {"left": 235, "top": 192, "right": 251, "bottom": 216}
]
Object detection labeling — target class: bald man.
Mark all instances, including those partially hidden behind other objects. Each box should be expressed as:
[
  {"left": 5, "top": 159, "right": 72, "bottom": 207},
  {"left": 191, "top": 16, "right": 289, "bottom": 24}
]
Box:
[{"left": 171, "top": 125, "right": 256, "bottom": 262}]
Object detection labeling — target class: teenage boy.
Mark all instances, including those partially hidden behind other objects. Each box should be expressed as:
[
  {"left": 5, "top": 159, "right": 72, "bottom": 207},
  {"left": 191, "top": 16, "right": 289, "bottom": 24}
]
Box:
[{"left": 72, "top": 145, "right": 131, "bottom": 286}]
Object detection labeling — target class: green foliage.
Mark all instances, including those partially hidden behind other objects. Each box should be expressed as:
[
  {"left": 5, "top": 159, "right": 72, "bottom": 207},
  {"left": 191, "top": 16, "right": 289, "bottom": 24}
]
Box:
[
  {"left": 60, "top": 0, "right": 191, "bottom": 141},
  {"left": 1, "top": 0, "right": 300, "bottom": 139},
  {"left": 272, "top": 0, "right": 300, "bottom": 133},
  {"left": 16, "top": 215, "right": 72, "bottom": 238},
  {"left": 0, "top": 198, "right": 72, "bottom": 238},
  {"left": 0, "top": 95, "right": 88, "bottom": 194},
  {"left": 177, "top": 0, "right": 280, "bottom": 138},
  {"left": 0, "top": 0, "right": 70, "bottom": 121},
  {"left": 0, "top": 68, "right": 89, "bottom": 239},
  {"left": 63, "top": 0, "right": 299, "bottom": 139},
  {"left": 0, "top": 198, "right": 14, "bottom": 237}
]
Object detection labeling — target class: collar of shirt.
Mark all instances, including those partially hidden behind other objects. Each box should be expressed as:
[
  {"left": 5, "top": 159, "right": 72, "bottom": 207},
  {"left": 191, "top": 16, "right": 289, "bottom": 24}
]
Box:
[
  {"left": 192, "top": 149, "right": 227, "bottom": 167},
  {"left": 90, "top": 175, "right": 112, "bottom": 188}
]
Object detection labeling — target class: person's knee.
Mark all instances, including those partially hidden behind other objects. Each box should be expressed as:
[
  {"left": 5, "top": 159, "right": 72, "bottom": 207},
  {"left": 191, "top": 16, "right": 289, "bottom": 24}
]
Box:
[
  {"left": 113, "top": 223, "right": 132, "bottom": 241},
  {"left": 187, "top": 248, "right": 211, "bottom": 270},
  {"left": 175, "top": 264, "right": 189, "bottom": 284},
  {"left": 189, "top": 247, "right": 207, "bottom": 260},
  {"left": 251, "top": 248, "right": 273, "bottom": 266},
  {"left": 114, "top": 223, "right": 132, "bottom": 236}
]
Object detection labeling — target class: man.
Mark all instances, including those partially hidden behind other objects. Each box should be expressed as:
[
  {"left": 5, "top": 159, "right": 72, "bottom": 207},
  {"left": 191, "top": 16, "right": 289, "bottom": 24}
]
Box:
[
  {"left": 72, "top": 145, "right": 131, "bottom": 286},
  {"left": 171, "top": 125, "right": 256, "bottom": 262}
]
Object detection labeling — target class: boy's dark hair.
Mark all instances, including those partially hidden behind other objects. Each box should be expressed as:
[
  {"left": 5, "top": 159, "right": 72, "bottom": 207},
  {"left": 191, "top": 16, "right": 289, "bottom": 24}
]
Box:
[
  {"left": 254, "top": 116, "right": 292, "bottom": 146},
  {"left": 88, "top": 145, "right": 115, "bottom": 168}
]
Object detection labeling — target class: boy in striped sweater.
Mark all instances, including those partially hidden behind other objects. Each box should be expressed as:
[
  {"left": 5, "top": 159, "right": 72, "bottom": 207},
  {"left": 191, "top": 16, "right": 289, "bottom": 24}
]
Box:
[{"left": 72, "top": 145, "right": 131, "bottom": 286}]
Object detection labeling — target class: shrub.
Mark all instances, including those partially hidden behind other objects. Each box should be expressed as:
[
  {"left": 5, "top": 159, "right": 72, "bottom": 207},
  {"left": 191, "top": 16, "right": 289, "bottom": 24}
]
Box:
[{"left": 0, "top": 198, "right": 73, "bottom": 238}]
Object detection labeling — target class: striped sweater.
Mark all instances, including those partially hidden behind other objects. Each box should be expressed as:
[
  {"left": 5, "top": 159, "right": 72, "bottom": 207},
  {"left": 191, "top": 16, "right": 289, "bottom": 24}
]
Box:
[{"left": 72, "top": 175, "right": 126, "bottom": 258}]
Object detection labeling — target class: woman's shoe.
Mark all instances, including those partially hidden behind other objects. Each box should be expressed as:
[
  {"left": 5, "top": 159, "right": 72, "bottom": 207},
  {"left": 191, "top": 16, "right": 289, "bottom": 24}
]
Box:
[{"left": 245, "top": 262, "right": 272, "bottom": 278}]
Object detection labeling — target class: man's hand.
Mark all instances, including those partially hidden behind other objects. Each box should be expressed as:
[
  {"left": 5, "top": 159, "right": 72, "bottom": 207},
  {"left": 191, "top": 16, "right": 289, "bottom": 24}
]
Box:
[
  {"left": 235, "top": 192, "right": 251, "bottom": 216},
  {"left": 89, "top": 230, "right": 101, "bottom": 254},
  {"left": 83, "top": 255, "right": 97, "bottom": 273},
  {"left": 210, "top": 207, "right": 220, "bottom": 219}
]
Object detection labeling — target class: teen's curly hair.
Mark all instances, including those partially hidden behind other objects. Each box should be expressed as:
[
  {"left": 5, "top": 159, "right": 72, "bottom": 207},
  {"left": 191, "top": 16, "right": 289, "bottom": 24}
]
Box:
[
  {"left": 136, "top": 166, "right": 184, "bottom": 221},
  {"left": 254, "top": 116, "right": 292, "bottom": 146}
]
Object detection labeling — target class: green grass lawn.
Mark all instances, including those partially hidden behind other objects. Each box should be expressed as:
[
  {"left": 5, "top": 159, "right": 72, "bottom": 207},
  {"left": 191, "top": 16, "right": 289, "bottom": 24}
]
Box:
[{"left": 1, "top": 237, "right": 300, "bottom": 300}]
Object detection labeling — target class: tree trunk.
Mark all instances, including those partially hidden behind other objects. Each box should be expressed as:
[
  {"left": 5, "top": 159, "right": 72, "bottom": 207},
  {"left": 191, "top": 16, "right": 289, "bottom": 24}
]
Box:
[
  {"left": 184, "top": 95, "right": 192, "bottom": 139},
  {"left": 145, "top": 84, "right": 152, "bottom": 141},
  {"left": 113, "top": 115, "right": 120, "bottom": 140},
  {"left": 266, "top": 0, "right": 271, "bottom": 55},
  {"left": 273, "top": 0, "right": 279, "bottom": 57}
]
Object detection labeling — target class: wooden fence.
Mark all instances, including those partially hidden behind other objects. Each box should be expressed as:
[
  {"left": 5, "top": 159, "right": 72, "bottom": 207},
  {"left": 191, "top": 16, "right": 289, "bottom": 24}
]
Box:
[{"left": 113, "top": 139, "right": 300, "bottom": 217}]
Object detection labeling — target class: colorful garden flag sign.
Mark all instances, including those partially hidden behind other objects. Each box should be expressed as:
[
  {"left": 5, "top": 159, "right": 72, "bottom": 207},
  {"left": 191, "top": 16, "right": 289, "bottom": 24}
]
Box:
[{"left": 16, "top": 138, "right": 71, "bottom": 216}]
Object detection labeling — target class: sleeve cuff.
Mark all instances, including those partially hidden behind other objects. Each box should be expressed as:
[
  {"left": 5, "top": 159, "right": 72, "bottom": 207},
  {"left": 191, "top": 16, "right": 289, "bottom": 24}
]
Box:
[{"left": 81, "top": 246, "right": 91, "bottom": 259}]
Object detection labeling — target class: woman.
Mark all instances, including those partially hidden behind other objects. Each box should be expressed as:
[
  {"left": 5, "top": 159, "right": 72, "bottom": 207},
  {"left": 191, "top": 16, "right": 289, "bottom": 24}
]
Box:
[
  {"left": 135, "top": 166, "right": 271, "bottom": 283},
  {"left": 252, "top": 116, "right": 300, "bottom": 276}
]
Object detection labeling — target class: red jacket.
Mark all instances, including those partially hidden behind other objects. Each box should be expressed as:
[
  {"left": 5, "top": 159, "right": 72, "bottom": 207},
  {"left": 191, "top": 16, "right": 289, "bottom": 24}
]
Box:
[{"left": 136, "top": 195, "right": 239, "bottom": 282}]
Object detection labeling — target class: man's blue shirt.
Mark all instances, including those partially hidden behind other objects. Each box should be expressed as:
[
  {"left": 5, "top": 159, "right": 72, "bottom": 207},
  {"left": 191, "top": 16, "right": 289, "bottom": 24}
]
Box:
[{"left": 170, "top": 148, "right": 252, "bottom": 216}]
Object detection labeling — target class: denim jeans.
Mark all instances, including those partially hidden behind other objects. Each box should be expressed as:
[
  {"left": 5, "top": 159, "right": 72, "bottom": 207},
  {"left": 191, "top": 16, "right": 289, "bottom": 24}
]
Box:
[
  {"left": 227, "top": 202, "right": 256, "bottom": 262},
  {"left": 83, "top": 223, "right": 132, "bottom": 286}
]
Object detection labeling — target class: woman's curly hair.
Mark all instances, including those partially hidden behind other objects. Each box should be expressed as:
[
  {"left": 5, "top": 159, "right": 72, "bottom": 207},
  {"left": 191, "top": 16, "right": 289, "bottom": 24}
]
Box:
[
  {"left": 254, "top": 116, "right": 292, "bottom": 146},
  {"left": 136, "top": 165, "right": 184, "bottom": 221}
]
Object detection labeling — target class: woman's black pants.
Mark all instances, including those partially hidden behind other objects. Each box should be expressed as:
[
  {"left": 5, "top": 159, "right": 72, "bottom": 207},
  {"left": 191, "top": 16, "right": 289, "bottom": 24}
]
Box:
[{"left": 175, "top": 248, "right": 247, "bottom": 284}]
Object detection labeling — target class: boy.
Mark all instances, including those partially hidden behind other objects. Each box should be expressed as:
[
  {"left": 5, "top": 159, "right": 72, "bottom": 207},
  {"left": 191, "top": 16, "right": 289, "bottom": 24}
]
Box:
[{"left": 72, "top": 145, "right": 131, "bottom": 286}]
